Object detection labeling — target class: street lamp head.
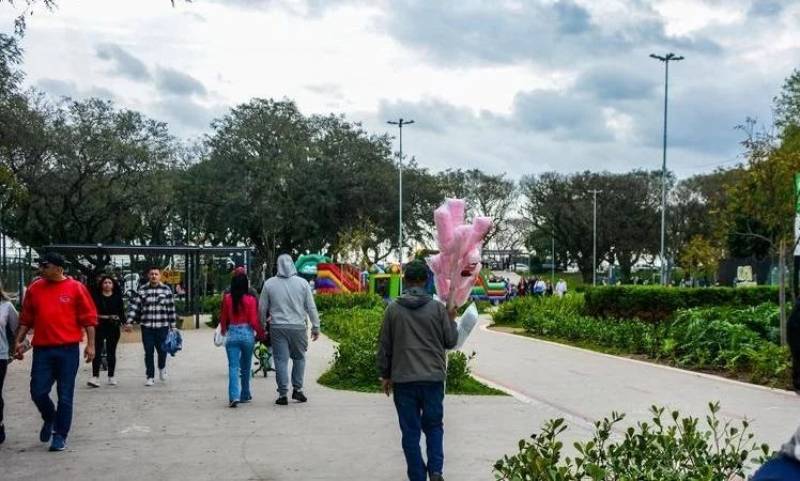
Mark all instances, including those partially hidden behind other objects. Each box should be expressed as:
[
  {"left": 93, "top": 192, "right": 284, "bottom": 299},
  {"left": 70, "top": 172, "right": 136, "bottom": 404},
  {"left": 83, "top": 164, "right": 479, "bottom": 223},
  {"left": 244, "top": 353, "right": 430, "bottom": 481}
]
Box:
[
  {"left": 405, "top": 119, "right": 415, "bottom": 125},
  {"left": 387, "top": 120, "right": 399, "bottom": 126},
  {"left": 649, "top": 53, "right": 664, "bottom": 60}
]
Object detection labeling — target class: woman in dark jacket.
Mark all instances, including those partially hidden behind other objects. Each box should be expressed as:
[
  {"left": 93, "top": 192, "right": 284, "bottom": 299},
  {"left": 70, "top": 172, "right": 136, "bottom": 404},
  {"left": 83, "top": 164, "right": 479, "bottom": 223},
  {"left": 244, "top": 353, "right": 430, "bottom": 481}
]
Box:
[{"left": 88, "top": 275, "right": 125, "bottom": 387}]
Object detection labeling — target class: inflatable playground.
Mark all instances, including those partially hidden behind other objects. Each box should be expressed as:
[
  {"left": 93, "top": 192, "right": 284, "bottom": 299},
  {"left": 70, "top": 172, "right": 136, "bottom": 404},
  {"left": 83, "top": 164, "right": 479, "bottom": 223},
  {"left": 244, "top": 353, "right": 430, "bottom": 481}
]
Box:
[
  {"left": 295, "top": 255, "right": 367, "bottom": 295},
  {"left": 295, "top": 254, "right": 509, "bottom": 303},
  {"left": 471, "top": 273, "right": 510, "bottom": 303}
]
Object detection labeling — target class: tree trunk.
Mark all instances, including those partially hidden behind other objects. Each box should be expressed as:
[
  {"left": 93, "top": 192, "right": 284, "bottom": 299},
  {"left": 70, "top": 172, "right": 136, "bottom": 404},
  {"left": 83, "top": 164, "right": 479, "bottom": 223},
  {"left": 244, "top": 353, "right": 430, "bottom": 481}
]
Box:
[{"left": 780, "top": 239, "right": 787, "bottom": 346}]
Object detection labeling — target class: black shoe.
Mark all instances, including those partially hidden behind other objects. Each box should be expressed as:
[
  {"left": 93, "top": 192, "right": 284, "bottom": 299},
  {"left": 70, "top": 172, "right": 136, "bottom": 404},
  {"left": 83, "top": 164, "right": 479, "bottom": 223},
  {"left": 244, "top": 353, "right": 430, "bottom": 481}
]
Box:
[
  {"left": 292, "top": 390, "right": 307, "bottom": 403},
  {"left": 39, "top": 421, "right": 53, "bottom": 443},
  {"left": 229, "top": 400, "right": 239, "bottom": 408},
  {"left": 430, "top": 474, "right": 445, "bottom": 481},
  {"left": 0, "top": 424, "right": 5, "bottom": 445},
  {"left": 275, "top": 396, "right": 288, "bottom": 406}
]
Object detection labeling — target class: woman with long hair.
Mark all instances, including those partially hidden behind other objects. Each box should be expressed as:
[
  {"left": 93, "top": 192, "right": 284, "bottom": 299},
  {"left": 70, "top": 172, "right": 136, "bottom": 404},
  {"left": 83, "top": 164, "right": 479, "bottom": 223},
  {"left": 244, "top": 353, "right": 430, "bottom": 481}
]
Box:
[
  {"left": 0, "top": 280, "right": 19, "bottom": 444},
  {"left": 220, "top": 272, "right": 265, "bottom": 408},
  {"left": 88, "top": 275, "right": 125, "bottom": 387}
]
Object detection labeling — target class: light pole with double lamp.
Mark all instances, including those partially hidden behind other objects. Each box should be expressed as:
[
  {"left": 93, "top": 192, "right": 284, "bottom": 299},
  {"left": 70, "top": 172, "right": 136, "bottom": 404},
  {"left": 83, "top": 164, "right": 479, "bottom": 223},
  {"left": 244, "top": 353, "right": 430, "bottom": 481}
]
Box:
[
  {"left": 650, "top": 52, "right": 684, "bottom": 285},
  {"left": 387, "top": 118, "right": 414, "bottom": 265}
]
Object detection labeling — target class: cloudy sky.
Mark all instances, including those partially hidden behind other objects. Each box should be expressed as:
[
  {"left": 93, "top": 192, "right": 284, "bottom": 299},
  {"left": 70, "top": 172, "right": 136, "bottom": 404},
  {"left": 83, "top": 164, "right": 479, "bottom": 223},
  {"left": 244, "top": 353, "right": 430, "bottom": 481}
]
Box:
[{"left": 2, "top": 0, "right": 798, "bottom": 179}]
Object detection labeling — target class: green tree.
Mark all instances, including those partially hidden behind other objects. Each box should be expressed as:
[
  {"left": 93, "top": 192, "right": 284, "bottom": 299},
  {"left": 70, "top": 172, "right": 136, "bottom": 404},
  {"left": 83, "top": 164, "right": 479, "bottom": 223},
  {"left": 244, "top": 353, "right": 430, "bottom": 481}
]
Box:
[
  {"left": 679, "top": 235, "right": 721, "bottom": 283},
  {"left": 1, "top": 96, "right": 177, "bottom": 273},
  {"left": 438, "top": 168, "right": 517, "bottom": 247}
]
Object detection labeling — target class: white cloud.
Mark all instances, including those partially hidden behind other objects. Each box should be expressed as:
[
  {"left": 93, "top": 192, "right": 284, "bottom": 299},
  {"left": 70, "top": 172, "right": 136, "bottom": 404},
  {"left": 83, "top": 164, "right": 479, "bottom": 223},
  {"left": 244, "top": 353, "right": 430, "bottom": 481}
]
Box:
[{"left": 4, "top": 0, "right": 798, "bottom": 180}]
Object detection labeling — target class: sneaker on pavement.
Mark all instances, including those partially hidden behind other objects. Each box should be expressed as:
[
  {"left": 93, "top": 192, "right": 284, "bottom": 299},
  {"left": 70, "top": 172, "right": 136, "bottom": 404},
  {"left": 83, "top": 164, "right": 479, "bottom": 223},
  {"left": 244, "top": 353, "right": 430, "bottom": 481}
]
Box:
[
  {"left": 159, "top": 369, "right": 167, "bottom": 382},
  {"left": 291, "top": 390, "right": 308, "bottom": 403},
  {"left": 240, "top": 397, "right": 252, "bottom": 404},
  {"left": 429, "top": 474, "right": 445, "bottom": 481},
  {"left": 39, "top": 421, "right": 53, "bottom": 443},
  {"left": 144, "top": 378, "right": 155, "bottom": 387},
  {"left": 275, "top": 396, "right": 288, "bottom": 406},
  {"left": 229, "top": 400, "right": 239, "bottom": 408},
  {"left": 107, "top": 377, "right": 117, "bottom": 386},
  {"left": 49, "top": 434, "right": 66, "bottom": 452},
  {"left": 87, "top": 377, "right": 100, "bottom": 388}
]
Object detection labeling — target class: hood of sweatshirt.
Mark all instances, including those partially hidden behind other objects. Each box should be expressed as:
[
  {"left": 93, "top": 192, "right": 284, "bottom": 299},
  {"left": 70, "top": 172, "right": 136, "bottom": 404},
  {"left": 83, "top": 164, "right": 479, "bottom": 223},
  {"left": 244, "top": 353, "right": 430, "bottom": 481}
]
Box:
[
  {"left": 395, "top": 287, "right": 433, "bottom": 310},
  {"left": 781, "top": 426, "right": 800, "bottom": 462},
  {"left": 276, "top": 254, "right": 297, "bottom": 278}
]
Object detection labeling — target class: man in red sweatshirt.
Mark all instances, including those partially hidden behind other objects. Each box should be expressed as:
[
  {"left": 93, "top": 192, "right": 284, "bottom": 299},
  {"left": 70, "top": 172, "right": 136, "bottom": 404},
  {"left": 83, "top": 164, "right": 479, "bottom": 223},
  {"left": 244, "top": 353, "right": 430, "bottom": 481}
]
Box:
[{"left": 14, "top": 252, "right": 97, "bottom": 452}]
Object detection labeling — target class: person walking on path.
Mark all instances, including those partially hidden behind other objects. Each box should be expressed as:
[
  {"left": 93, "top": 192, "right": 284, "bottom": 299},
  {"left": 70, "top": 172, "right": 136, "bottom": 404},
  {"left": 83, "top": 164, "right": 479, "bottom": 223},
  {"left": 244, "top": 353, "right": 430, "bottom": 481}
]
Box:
[
  {"left": 377, "top": 260, "right": 458, "bottom": 481},
  {"left": 258, "top": 254, "right": 320, "bottom": 405},
  {"left": 787, "top": 298, "right": 800, "bottom": 391},
  {"left": 125, "top": 267, "right": 177, "bottom": 387},
  {"left": 555, "top": 278, "right": 568, "bottom": 298},
  {"left": 88, "top": 275, "right": 125, "bottom": 388},
  {"left": 220, "top": 272, "right": 265, "bottom": 408},
  {"left": 13, "top": 252, "right": 97, "bottom": 452},
  {"left": 0, "top": 280, "right": 19, "bottom": 445}
]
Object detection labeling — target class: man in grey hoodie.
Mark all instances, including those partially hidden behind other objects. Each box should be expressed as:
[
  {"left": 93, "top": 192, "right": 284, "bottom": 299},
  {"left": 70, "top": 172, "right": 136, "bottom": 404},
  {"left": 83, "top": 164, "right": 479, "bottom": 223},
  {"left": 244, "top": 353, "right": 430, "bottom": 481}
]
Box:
[
  {"left": 377, "top": 260, "right": 458, "bottom": 481},
  {"left": 259, "top": 254, "right": 321, "bottom": 405}
]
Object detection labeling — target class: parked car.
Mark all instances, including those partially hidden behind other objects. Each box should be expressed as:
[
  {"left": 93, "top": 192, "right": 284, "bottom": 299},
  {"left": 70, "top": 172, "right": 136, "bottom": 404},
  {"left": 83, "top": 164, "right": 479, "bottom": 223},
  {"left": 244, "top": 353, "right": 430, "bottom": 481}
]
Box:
[{"left": 514, "top": 263, "right": 530, "bottom": 273}]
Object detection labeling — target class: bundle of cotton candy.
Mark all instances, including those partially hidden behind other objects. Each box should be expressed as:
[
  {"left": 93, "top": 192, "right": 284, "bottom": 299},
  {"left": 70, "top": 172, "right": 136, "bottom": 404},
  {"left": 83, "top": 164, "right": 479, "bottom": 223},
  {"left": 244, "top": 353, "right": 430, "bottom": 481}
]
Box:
[{"left": 426, "top": 199, "right": 492, "bottom": 310}]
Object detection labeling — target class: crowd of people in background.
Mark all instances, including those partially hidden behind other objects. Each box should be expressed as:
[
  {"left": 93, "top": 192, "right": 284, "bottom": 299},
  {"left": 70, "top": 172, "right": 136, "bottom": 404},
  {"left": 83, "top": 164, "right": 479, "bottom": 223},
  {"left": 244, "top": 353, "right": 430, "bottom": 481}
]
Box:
[{"left": 514, "top": 276, "right": 568, "bottom": 298}]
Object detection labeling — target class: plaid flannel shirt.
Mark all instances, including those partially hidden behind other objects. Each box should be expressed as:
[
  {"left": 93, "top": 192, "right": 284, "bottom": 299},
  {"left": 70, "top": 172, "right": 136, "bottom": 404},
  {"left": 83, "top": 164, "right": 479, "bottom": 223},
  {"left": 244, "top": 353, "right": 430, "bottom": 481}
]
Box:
[{"left": 127, "top": 283, "right": 177, "bottom": 329}]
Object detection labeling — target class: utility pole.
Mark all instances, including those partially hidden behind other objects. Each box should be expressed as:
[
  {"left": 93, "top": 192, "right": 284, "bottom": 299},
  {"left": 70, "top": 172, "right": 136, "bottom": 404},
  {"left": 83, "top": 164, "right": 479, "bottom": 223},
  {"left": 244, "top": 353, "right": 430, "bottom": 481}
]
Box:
[
  {"left": 387, "top": 118, "right": 414, "bottom": 265},
  {"left": 551, "top": 224, "right": 555, "bottom": 284},
  {"left": 650, "top": 52, "right": 684, "bottom": 285},
  {"left": 589, "top": 189, "right": 602, "bottom": 286}
]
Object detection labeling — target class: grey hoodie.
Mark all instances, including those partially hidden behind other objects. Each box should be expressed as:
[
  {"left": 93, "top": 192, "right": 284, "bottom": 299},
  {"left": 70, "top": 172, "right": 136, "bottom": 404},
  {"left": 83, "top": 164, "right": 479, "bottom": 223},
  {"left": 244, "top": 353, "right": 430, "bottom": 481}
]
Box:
[
  {"left": 259, "top": 254, "right": 320, "bottom": 332},
  {"left": 0, "top": 300, "right": 19, "bottom": 360},
  {"left": 377, "top": 287, "right": 458, "bottom": 384}
]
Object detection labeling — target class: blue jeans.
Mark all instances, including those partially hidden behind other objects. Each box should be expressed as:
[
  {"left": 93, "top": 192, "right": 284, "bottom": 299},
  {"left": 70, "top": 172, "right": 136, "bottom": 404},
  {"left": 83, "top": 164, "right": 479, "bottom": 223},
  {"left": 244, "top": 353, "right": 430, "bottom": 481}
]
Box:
[
  {"left": 751, "top": 454, "right": 800, "bottom": 480},
  {"left": 30, "top": 344, "right": 79, "bottom": 438},
  {"left": 393, "top": 381, "right": 445, "bottom": 481},
  {"left": 225, "top": 325, "right": 255, "bottom": 403},
  {"left": 141, "top": 326, "right": 168, "bottom": 379},
  {"left": 270, "top": 327, "right": 307, "bottom": 397}
]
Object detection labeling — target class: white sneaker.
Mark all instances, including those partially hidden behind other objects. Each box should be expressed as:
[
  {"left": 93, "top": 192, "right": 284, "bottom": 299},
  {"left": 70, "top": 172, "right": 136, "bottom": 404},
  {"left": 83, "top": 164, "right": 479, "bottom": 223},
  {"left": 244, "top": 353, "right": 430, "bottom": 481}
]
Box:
[
  {"left": 87, "top": 377, "right": 100, "bottom": 388},
  {"left": 144, "top": 378, "right": 155, "bottom": 387},
  {"left": 107, "top": 377, "right": 117, "bottom": 386},
  {"left": 159, "top": 369, "right": 167, "bottom": 382}
]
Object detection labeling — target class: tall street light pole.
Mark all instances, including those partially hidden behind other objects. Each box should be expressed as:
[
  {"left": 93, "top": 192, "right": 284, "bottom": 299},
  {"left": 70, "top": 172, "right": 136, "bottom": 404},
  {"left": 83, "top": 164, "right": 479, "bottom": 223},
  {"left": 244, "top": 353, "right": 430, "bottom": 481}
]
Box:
[
  {"left": 650, "top": 52, "right": 684, "bottom": 286},
  {"left": 387, "top": 118, "right": 414, "bottom": 264},
  {"left": 589, "top": 189, "right": 602, "bottom": 286}
]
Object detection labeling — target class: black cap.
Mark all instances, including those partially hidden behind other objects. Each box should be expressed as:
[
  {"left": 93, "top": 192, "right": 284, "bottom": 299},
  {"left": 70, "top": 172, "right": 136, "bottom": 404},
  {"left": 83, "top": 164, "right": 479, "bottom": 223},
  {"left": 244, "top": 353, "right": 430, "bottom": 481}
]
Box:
[
  {"left": 403, "top": 260, "right": 429, "bottom": 283},
  {"left": 38, "top": 252, "right": 66, "bottom": 268}
]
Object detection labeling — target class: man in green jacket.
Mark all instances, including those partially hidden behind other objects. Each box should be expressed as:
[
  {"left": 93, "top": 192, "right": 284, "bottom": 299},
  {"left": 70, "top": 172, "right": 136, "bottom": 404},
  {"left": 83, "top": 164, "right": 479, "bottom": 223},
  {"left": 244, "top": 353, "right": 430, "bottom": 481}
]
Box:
[{"left": 377, "top": 260, "right": 458, "bottom": 481}]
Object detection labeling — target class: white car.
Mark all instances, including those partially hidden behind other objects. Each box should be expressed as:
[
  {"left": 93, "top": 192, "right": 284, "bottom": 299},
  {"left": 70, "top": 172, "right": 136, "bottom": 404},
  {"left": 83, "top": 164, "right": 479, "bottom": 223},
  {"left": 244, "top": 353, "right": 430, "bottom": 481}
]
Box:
[{"left": 514, "top": 263, "right": 530, "bottom": 272}]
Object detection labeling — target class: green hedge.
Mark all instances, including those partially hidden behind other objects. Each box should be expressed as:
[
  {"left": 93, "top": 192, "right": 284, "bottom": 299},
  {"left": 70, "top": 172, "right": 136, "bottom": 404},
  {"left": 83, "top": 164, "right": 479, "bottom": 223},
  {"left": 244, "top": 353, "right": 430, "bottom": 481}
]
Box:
[
  {"left": 583, "top": 286, "right": 779, "bottom": 321},
  {"left": 314, "top": 292, "right": 383, "bottom": 312},
  {"left": 493, "top": 295, "right": 792, "bottom": 388}
]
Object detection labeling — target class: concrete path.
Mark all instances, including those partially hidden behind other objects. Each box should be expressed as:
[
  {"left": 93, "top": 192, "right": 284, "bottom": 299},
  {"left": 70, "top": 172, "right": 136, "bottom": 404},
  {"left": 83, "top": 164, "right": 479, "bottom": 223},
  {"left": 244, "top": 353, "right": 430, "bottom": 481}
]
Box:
[
  {"left": 464, "top": 315, "right": 800, "bottom": 449},
  {"left": 3, "top": 316, "right": 797, "bottom": 480},
  {"left": 0, "top": 329, "right": 565, "bottom": 481}
]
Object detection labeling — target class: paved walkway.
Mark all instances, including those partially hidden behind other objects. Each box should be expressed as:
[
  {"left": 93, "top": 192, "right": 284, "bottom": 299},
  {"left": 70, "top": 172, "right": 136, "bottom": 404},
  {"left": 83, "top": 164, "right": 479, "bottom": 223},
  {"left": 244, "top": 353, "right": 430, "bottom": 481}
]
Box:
[
  {"left": 2, "top": 316, "right": 797, "bottom": 480},
  {"left": 464, "top": 315, "right": 799, "bottom": 449},
  {"left": 0, "top": 329, "right": 563, "bottom": 481}
]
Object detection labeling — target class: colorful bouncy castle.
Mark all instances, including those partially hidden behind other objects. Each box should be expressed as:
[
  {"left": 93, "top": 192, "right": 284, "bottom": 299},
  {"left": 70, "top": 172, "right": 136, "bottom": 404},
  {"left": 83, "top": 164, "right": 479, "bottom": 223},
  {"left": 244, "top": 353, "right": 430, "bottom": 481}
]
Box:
[
  {"left": 471, "top": 273, "right": 509, "bottom": 303},
  {"left": 315, "top": 263, "right": 364, "bottom": 294}
]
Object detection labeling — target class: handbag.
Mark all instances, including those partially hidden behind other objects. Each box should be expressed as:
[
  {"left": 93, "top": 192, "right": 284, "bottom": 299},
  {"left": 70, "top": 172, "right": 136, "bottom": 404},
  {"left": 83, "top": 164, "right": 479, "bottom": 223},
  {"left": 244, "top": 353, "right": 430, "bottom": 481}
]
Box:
[{"left": 213, "top": 324, "right": 226, "bottom": 347}]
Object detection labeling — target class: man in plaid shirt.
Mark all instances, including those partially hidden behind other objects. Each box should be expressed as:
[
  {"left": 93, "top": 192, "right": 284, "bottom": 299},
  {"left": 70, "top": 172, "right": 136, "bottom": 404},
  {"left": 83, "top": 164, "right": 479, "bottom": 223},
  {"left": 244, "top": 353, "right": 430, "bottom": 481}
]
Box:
[{"left": 125, "top": 267, "right": 177, "bottom": 387}]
